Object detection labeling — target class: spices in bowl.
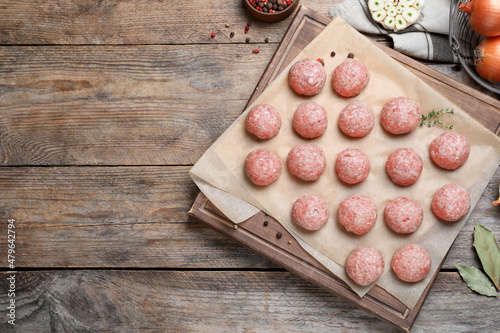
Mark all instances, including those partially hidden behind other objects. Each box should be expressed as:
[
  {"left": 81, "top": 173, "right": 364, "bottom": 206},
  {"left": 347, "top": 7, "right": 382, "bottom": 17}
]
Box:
[{"left": 242, "top": 0, "right": 300, "bottom": 23}]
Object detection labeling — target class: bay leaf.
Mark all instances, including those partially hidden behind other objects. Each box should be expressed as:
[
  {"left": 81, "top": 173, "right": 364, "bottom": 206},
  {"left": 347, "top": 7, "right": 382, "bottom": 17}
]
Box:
[
  {"left": 455, "top": 263, "right": 498, "bottom": 297},
  {"left": 473, "top": 223, "right": 500, "bottom": 291}
]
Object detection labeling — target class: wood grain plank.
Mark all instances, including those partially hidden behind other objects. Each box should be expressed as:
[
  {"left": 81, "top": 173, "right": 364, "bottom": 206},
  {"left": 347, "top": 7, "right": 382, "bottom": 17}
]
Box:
[
  {"left": 0, "top": 166, "right": 197, "bottom": 224},
  {"left": 0, "top": 166, "right": 497, "bottom": 269},
  {"left": 0, "top": 45, "right": 278, "bottom": 165},
  {"left": 0, "top": 221, "right": 279, "bottom": 269},
  {"left": 0, "top": 270, "right": 498, "bottom": 332},
  {"left": 0, "top": 0, "right": 342, "bottom": 45}
]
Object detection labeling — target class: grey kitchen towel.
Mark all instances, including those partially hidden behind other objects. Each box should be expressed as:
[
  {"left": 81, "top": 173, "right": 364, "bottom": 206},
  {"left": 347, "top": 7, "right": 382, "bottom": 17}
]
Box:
[{"left": 329, "top": 0, "right": 458, "bottom": 63}]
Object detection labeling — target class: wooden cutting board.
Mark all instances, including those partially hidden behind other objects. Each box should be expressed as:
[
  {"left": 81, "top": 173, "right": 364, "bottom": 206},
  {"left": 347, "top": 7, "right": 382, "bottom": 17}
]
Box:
[{"left": 189, "top": 6, "right": 500, "bottom": 332}]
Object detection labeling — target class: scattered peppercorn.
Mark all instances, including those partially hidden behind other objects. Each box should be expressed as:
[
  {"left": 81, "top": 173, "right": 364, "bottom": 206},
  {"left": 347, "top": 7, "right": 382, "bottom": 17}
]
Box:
[
  {"left": 233, "top": 224, "right": 238, "bottom": 230},
  {"left": 288, "top": 240, "right": 292, "bottom": 244},
  {"left": 252, "top": 49, "right": 260, "bottom": 54},
  {"left": 347, "top": 52, "right": 354, "bottom": 58},
  {"left": 263, "top": 221, "right": 269, "bottom": 226},
  {"left": 276, "top": 232, "right": 282, "bottom": 239},
  {"left": 230, "top": 32, "right": 235, "bottom": 38},
  {"left": 265, "top": 38, "right": 269, "bottom": 43},
  {"left": 211, "top": 33, "right": 215, "bottom": 38},
  {"left": 246, "top": 37, "right": 250, "bottom": 43},
  {"left": 331, "top": 51, "right": 336, "bottom": 57},
  {"left": 225, "top": 23, "right": 230, "bottom": 28}
]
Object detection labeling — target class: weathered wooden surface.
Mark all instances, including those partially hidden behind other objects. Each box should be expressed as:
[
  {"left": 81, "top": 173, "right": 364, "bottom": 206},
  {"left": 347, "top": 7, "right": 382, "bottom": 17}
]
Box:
[
  {"left": 0, "top": 270, "right": 499, "bottom": 332},
  {"left": 0, "top": 166, "right": 498, "bottom": 270},
  {"left": 0, "top": 0, "right": 341, "bottom": 45},
  {"left": 0, "top": 0, "right": 499, "bottom": 331}
]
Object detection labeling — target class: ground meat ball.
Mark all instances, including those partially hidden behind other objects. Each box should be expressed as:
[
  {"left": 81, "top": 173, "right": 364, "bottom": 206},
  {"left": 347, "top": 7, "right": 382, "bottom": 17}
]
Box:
[
  {"left": 338, "top": 195, "right": 378, "bottom": 235},
  {"left": 245, "top": 104, "right": 281, "bottom": 140},
  {"left": 293, "top": 102, "right": 328, "bottom": 139},
  {"left": 380, "top": 97, "right": 421, "bottom": 135},
  {"left": 430, "top": 132, "right": 470, "bottom": 170},
  {"left": 431, "top": 184, "right": 470, "bottom": 222},
  {"left": 245, "top": 149, "right": 282, "bottom": 186},
  {"left": 335, "top": 148, "right": 370, "bottom": 185},
  {"left": 292, "top": 194, "right": 329, "bottom": 231},
  {"left": 384, "top": 197, "right": 423, "bottom": 234},
  {"left": 391, "top": 244, "right": 431, "bottom": 283},
  {"left": 288, "top": 58, "right": 327, "bottom": 96},
  {"left": 338, "top": 101, "right": 375, "bottom": 138},
  {"left": 386, "top": 148, "right": 423, "bottom": 186},
  {"left": 287, "top": 144, "right": 326, "bottom": 181},
  {"left": 332, "top": 59, "right": 370, "bottom": 98},
  {"left": 345, "top": 246, "right": 385, "bottom": 286}
]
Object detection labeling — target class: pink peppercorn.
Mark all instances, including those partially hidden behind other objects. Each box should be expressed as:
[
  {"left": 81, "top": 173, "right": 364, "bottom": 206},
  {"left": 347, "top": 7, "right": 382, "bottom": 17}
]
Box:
[{"left": 211, "top": 33, "right": 215, "bottom": 38}]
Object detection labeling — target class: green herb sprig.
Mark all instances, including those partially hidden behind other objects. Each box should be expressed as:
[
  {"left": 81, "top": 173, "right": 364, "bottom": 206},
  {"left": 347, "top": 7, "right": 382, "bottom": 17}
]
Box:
[{"left": 420, "top": 108, "right": 454, "bottom": 129}]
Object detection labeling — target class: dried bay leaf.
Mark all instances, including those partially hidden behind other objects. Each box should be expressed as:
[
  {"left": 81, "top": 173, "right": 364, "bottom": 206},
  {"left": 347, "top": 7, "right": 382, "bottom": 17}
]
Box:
[
  {"left": 473, "top": 223, "right": 500, "bottom": 291},
  {"left": 455, "top": 263, "right": 498, "bottom": 297}
]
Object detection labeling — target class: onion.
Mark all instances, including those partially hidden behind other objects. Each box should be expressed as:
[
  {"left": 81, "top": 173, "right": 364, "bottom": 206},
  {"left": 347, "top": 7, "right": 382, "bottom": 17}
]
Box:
[
  {"left": 459, "top": 0, "right": 500, "bottom": 37},
  {"left": 474, "top": 36, "right": 500, "bottom": 82}
]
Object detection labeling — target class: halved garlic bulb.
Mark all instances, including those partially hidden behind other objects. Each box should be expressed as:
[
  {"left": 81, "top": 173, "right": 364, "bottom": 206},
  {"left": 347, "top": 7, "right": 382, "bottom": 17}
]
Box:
[{"left": 368, "top": 0, "right": 424, "bottom": 32}]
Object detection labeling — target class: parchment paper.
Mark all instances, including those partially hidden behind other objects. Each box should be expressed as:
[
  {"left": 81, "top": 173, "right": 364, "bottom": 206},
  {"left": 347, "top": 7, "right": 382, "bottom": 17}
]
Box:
[{"left": 190, "top": 17, "right": 500, "bottom": 309}]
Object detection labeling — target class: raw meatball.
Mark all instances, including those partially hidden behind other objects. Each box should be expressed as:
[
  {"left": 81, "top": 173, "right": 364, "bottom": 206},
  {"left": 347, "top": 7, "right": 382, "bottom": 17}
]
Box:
[
  {"left": 380, "top": 97, "right": 421, "bottom": 135},
  {"left": 431, "top": 184, "right": 470, "bottom": 222},
  {"left": 346, "top": 246, "right": 385, "bottom": 286},
  {"left": 245, "top": 149, "right": 282, "bottom": 186},
  {"left": 293, "top": 102, "right": 328, "bottom": 139},
  {"left": 332, "top": 58, "right": 370, "bottom": 98},
  {"left": 391, "top": 244, "right": 431, "bottom": 283},
  {"left": 430, "top": 132, "right": 470, "bottom": 170},
  {"left": 287, "top": 144, "right": 326, "bottom": 181},
  {"left": 338, "top": 195, "right": 378, "bottom": 235},
  {"left": 384, "top": 197, "right": 423, "bottom": 234},
  {"left": 338, "top": 101, "right": 375, "bottom": 138},
  {"left": 292, "top": 194, "right": 329, "bottom": 231},
  {"left": 335, "top": 148, "right": 370, "bottom": 185},
  {"left": 245, "top": 104, "right": 281, "bottom": 140},
  {"left": 288, "top": 58, "right": 326, "bottom": 96},
  {"left": 386, "top": 148, "right": 423, "bottom": 186}
]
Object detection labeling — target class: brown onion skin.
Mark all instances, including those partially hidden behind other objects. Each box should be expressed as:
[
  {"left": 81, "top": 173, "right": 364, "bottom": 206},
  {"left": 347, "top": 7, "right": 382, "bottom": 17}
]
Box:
[
  {"left": 459, "top": 0, "right": 500, "bottom": 37},
  {"left": 474, "top": 36, "right": 500, "bottom": 82}
]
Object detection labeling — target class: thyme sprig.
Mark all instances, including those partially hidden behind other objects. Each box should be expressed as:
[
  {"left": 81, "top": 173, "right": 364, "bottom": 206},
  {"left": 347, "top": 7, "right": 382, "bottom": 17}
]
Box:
[{"left": 420, "top": 108, "right": 455, "bottom": 129}]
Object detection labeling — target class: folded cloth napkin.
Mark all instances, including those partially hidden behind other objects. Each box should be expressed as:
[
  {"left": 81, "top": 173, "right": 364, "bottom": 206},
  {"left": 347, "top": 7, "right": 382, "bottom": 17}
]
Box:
[{"left": 329, "top": 0, "right": 457, "bottom": 63}]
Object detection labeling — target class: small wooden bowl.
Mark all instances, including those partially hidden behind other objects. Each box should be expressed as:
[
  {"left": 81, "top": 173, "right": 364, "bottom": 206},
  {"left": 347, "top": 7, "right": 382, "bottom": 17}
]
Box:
[{"left": 242, "top": 0, "right": 300, "bottom": 23}]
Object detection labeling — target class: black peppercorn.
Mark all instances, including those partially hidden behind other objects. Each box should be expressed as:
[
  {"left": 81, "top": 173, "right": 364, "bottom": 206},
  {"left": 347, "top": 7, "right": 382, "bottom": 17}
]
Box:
[
  {"left": 276, "top": 232, "right": 282, "bottom": 239},
  {"left": 246, "top": 38, "right": 250, "bottom": 43},
  {"left": 347, "top": 52, "right": 354, "bottom": 58},
  {"left": 263, "top": 221, "right": 269, "bottom": 226}
]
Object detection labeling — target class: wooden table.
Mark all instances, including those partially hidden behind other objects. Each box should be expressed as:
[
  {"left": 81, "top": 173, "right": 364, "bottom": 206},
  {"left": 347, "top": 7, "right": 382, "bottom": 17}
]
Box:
[{"left": 1, "top": 1, "right": 499, "bottom": 332}]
